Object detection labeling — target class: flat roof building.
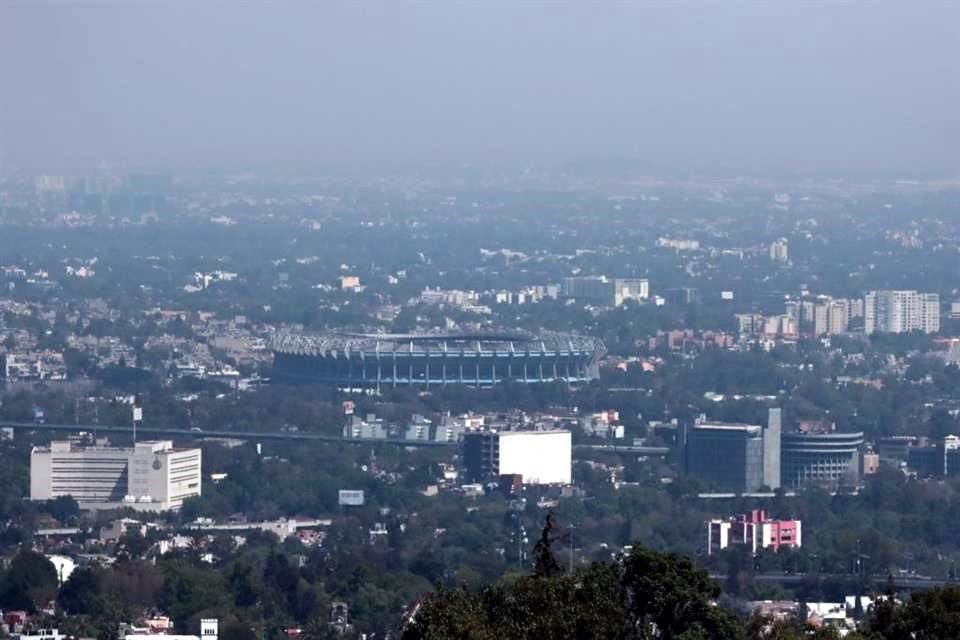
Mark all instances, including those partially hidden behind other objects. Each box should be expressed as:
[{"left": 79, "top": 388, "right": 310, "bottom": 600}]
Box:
[
  {"left": 31, "top": 440, "right": 201, "bottom": 511},
  {"left": 864, "top": 290, "right": 939, "bottom": 334},
  {"left": 681, "top": 408, "right": 781, "bottom": 493},
  {"left": 708, "top": 509, "right": 801, "bottom": 555},
  {"left": 907, "top": 436, "right": 960, "bottom": 478}
]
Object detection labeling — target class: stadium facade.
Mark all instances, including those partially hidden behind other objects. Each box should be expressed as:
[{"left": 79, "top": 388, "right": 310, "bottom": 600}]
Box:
[{"left": 271, "top": 330, "right": 605, "bottom": 388}]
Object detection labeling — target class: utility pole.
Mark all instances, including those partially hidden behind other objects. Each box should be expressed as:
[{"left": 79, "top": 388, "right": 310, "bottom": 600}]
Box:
[{"left": 132, "top": 404, "right": 143, "bottom": 445}]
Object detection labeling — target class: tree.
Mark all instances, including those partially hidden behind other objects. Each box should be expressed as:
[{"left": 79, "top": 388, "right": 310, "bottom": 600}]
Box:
[
  {"left": 872, "top": 585, "right": 960, "bottom": 640},
  {"left": 403, "top": 542, "right": 738, "bottom": 640},
  {"left": 46, "top": 495, "right": 80, "bottom": 524},
  {"left": 159, "top": 560, "right": 229, "bottom": 629},
  {"left": 401, "top": 586, "right": 490, "bottom": 640},
  {"left": 59, "top": 566, "right": 103, "bottom": 615},
  {"left": 118, "top": 529, "right": 151, "bottom": 559},
  {"left": 229, "top": 560, "right": 261, "bottom": 608},
  {"left": 0, "top": 550, "right": 59, "bottom": 612},
  {"left": 532, "top": 513, "right": 563, "bottom": 579},
  {"left": 620, "top": 546, "right": 742, "bottom": 640}
]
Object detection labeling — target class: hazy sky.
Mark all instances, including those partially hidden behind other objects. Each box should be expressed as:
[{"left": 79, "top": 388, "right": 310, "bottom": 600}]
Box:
[{"left": 1, "top": 2, "right": 958, "bottom": 173}]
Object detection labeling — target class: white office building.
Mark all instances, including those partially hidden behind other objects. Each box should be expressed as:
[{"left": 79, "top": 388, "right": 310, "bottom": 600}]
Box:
[
  {"left": 561, "top": 276, "right": 649, "bottom": 307},
  {"left": 863, "top": 290, "right": 940, "bottom": 334},
  {"left": 30, "top": 441, "right": 131, "bottom": 503},
  {"left": 31, "top": 440, "right": 201, "bottom": 511}
]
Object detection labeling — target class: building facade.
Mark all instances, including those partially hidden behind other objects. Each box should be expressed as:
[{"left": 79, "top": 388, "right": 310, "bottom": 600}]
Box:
[
  {"left": 127, "top": 441, "right": 203, "bottom": 510},
  {"left": 907, "top": 436, "right": 960, "bottom": 477},
  {"left": 769, "top": 238, "right": 789, "bottom": 263},
  {"left": 780, "top": 430, "right": 864, "bottom": 489},
  {"left": 864, "top": 290, "right": 940, "bottom": 334},
  {"left": 681, "top": 409, "right": 781, "bottom": 492},
  {"left": 707, "top": 510, "right": 801, "bottom": 555},
  {"left": 31, "top": 440, "right": 201, "bottom": 510},
  {"left": 561, "top": 276, "right": 649, "bottom": 307},
  {"left": 30, "top": 441, "right": 130, "bottom": 503}
]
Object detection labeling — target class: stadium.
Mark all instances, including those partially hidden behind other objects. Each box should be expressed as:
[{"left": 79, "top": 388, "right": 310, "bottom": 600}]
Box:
[{"left": 271, "top": 330, "right": 605, "bottom": 388}]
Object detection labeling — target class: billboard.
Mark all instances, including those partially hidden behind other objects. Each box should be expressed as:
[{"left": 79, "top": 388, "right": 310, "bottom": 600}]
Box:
[
  {"left": 338, "top": 489, "right": 365, "bottom": 506},
  {"left": 497, "top": 431, "right": 572, "bottom": 485}
]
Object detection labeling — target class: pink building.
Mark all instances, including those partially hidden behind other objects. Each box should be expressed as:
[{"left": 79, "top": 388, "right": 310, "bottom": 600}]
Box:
[{"left": 707, "top": 509, "right": 801, "bottom": 555}]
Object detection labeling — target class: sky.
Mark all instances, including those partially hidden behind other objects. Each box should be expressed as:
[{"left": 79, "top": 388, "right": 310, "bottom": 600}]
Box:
[{"left": 1, "top": 2, "right": 958, "bottom": 173}]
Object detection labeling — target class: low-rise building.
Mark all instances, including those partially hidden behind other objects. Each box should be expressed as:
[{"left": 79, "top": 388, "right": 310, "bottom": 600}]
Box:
[{"left": 707, "top": 509, "right": 801, "bottom": 555}]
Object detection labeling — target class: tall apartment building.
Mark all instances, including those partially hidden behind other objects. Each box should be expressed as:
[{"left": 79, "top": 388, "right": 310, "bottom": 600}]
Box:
[
  {"left": 769, "top": 238, "right": 789, "bottom": 263},
  {"left": 863, "top": 290, "right": 940, "bottom": 334},
  {"left": 31, "top": 440, "right": 201, "bottom": 510},
  {"left": 812, "top": 299, "right": 851, "bottom": 336},
  {"left": 786, "top": 297, "right": 857, "bottom": 336}
]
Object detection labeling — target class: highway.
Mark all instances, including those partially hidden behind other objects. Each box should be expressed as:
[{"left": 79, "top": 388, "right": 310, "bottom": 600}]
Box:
[
  {"left": 0, "top": 420, "right": 664, "bottom": 455},
  {"left": 710, "top": 573, "right": 952, "bottom": 590},
  {"left": 0, "top": 420, "right": 453, "bottom": 447}
]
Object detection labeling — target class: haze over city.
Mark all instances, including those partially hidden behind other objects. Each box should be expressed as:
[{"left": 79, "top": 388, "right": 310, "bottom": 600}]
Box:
[
  {"left": 2, "top": 2, "right": 959, "bottom": 173},
  {"left": 2, "top": 3, "right": 960, "bottom": 640}
]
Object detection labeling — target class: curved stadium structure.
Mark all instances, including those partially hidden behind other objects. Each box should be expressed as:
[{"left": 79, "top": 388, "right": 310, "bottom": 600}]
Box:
[{"left": 271, "top": 330, "right": 605, "bottom": 388}]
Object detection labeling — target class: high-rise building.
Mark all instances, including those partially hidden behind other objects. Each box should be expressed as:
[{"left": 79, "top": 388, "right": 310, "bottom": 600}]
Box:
[
  {"left": 764, "top": 408, "right": 781, "bottom": 490},
  {"left": 31, "top": 440, "right": 201, "bottom": 510},
  {"left": 769, "top": 238, "right": 789, "bottom": 263},
  {"left": 827, "top": 299, "right": 850, "bottom": 335},
  {"left": 812, "top": 303, "right": 829, "bottom": 336},
  {"left": 681, "top": 408, "right": 782, "bottom": 492},
  {"left": 863, "top": 290, "right": 940, "bottom": 334},
  {"left": 810, "top": 299, "right": 851, "bottom": 336}
]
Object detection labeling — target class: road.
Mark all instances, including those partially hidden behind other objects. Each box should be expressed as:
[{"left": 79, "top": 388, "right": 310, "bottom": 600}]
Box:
[
  {"left": 710, "top": 572, "right": 951, "bottom": 590},
  {"left": 0, "top": 420, "right": 663, "bottom": 455},
  {"left": 0, "top": 420, "right": 453, "bottom": 447}
]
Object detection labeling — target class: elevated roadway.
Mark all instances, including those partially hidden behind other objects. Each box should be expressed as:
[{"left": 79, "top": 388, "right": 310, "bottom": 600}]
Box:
[{"left": 1, "top": 421, "right": 666, "bottom": 456}]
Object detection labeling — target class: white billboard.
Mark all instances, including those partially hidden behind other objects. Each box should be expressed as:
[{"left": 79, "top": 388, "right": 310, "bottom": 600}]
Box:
[
  {"left": 497, "top": 431, "right": 571, "bottom": 485},
  {"left": 338, "top": 489, "right": 365, "bottom": 506}
]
